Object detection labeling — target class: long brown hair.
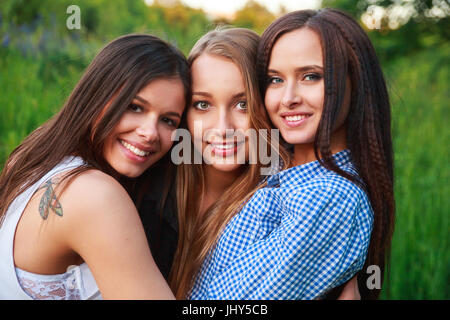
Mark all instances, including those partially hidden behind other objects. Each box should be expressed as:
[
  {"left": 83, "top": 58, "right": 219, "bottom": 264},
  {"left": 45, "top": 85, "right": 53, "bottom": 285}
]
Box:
[
  {"left": 169, "top": 28, "right": 290, "bottom": 298},
  {"left": 258, "top": 9, "right": 395, "bottom": 299},
  {"left": 0, "top": 34, "right": 190, "bottom": 225}
]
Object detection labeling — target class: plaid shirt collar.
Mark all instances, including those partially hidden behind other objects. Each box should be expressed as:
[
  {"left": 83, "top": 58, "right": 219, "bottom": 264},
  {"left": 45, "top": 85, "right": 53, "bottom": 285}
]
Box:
[{"left": 266, "top": 149, "right": 352, "bottom": 188}]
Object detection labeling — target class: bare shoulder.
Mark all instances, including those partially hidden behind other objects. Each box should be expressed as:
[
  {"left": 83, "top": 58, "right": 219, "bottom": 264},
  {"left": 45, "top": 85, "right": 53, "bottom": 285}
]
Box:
[
  {"left": 54, "top": 169, "right": 139, "bottom": 235},
  {"left": 14, "top": 169, "right": 138, "bottom": 274},
  {"left": 59, "top": 169, "right": 132, "bottom": 211},
  {"left": 33, "top": 169, "right": 174, "bottom": 299},
  {"left": 56, "top": 168, "right": 146, "bottom": 256},
  {"left": 62, "top": 169, "right": 125, "bottom": 196}
]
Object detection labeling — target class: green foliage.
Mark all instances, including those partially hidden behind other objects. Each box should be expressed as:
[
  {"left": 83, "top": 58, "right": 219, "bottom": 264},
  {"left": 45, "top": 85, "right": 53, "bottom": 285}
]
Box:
[
  {"left": 324, "top": 0, "right": 449, "bottom": 61},
  {"left": 146, "top": 1, "right": 211, "bottom": 54},
  {"left": 0, "top": 47, "right": 83, "bottom": 163},
  {"left": 233, "top": 0, "right": 276, "bottom": 34},
  {"left": 322, "top": 0, "right": 364, "bottom": 17},
  {"left": 380, "top": 44, "right": 449, "bottom": 299}
]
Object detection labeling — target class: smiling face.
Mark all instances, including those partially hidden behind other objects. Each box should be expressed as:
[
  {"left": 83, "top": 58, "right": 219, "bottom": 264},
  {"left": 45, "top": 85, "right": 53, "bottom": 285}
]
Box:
[
  {"left": 103, "top": 78, "right": 185, "bottom": 178},
  {"left": 187, "top": 53, "right": 250, "bottom": 172},
  {"left": 264, "top": 27, "right": 350, "bottom": 152}
]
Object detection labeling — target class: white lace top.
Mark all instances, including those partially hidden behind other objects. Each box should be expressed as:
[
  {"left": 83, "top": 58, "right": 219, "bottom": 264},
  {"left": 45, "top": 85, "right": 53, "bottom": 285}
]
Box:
[
  {"left": 15, "top": 267, "right": 82, "bottom": 300},
  {"left": 15, "top": 263, "right": 101, "bottom": 300},
  {"left": 0, "top": 157, "right": 102, "bottom": 300}
]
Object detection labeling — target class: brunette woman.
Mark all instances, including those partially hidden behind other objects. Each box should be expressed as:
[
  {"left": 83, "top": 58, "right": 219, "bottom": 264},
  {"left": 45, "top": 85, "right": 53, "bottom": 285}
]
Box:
[
  {"left": 0, "top": 34, "right": 189, "bottom": 299},
  {"left": 187, "top": 9, "right": 394, "bottom": 300}
]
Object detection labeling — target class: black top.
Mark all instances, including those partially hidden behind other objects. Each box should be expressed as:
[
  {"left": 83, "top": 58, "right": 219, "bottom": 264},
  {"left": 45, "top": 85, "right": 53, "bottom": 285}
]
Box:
[{"left": 137, "top": 168, "right": 178, "bottom": 280}]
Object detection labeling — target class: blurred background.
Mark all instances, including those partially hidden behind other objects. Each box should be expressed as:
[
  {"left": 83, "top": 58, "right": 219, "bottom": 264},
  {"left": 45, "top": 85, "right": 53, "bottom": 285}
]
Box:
[{"left": 0, "top": 0, "right": 448, "bottom": 299}]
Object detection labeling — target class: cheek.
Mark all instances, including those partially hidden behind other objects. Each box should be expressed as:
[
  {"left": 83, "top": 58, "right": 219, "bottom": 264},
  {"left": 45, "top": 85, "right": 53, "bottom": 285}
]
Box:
[
  {"left": 187, "top": 110, "right": 210, "bottom": 143},
  {"left": 113, "top": 113, "right": 136, "bottom": 134},
  {"left": 264, "top": 89, "right": 280, "bottom": 118},
  {"left": 186, "top": 108, "right": 195, "bottom": 130},
  {"left": 311, "top": 84, "right": 325, "bottom": 112},
  {"left": 103, "top": 116, "right": 128, "bottom": 151},
  {"left": 233, "top": 112, "right": 251, "bottom": 132},
  {"left": 158, "top": 127, "right": 176, "bottom": 153}
]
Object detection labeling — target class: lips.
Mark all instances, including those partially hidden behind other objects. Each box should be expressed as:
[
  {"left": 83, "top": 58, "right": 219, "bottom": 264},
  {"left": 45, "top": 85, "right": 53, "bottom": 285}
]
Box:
[
  {"left": 119, "top": 139, "right": 155, "bottom": 158},
  {"left": 284, "top": 114, "right": 309, "bottom": 122},
  {"left": 280, "top": 111, "right": 312, "bottom": 127},
  {"left": 211, "top": 142, "right": 238, "bottom": 150},
  {"left": 209, "top": 140, "right": 245, "bottom": 157}
]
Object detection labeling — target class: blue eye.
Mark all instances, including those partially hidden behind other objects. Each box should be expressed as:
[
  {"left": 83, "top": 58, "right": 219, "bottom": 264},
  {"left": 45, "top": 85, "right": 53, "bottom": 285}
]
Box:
[
  {"left": 304, "top": 73, "right": 322, "bottom": 81},
  {"left": 193, "top": 101, "right": 210, "bottom": 110},
  {"left": 236, "top": 101, "right": 247, "bottom": 111},
  {"left": 268, "top": 77, "right": 283, "bottom": 85}
]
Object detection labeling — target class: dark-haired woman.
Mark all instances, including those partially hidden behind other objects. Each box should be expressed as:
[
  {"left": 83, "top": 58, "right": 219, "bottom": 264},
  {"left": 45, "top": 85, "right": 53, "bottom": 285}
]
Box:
[
  {"left": 188, "top": 9, "right": 394, "bottom": 300},
  {"left": 0, "top": 34, "right": 190, "bottom": 299}
]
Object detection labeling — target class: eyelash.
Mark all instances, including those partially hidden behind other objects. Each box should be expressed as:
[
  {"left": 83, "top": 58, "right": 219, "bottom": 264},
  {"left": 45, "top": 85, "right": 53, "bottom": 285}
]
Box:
[
  {"left": 267, "top": 73, "right": 323, "bottom": 84},
  {"left": 193, "top": 101, "right": 210, "bottom": 110},
  {"left": 193, "top": 100, "right": 247, "bottom": 111},
  {"left": 303, "top": 73, "right": 322, "bottom": 81},
  {"left": 236, "top": 101, "right": 247, "bottom": 111},
  {"left": 162, "top": 117, "right": 177, "bottom": 128},
  {"left": 268, "top": 76, "right": 283, "bottom": 85},
  {"left": 128, "top": 104, "right": 177, "bottom": 127},
  {"left": 128, "top": 103, "right": 143, "bottom": 112}
]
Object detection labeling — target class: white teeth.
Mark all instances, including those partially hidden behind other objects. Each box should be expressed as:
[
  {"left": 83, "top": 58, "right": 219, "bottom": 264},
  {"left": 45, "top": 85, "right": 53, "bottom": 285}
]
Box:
[
  {"left": 120, "top": 140, "right": 150, "bottom": 157},
  {"left": 285, "top": 114, "right": 309, "bottom": 122},
  {"left": 212, "top": 144, "right": 235, "bottom": 150}
]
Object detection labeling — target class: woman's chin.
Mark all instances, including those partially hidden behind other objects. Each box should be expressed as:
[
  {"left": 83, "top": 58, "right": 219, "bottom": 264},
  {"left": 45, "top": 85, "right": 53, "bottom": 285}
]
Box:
[
  {"left": 280, "top": 131, "right": 315, "bottom": 146},
  {"left": 208, "top": 160, "right": 245, "bottom": 173}
]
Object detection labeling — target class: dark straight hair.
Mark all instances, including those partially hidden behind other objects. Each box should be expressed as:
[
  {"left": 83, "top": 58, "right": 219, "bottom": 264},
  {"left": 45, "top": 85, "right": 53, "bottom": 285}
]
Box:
[
  {"left": 0, "top": 34, "right": 190, "bottom": 224},
  {"left": 258, "top": 9, "right": 395, "bottom": 299}
]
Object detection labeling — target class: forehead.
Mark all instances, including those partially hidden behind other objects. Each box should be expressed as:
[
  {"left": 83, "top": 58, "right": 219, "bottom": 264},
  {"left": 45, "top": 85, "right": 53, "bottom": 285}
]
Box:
[
  {"left": 137, "top": 78, "right": 185, "bottom": 113},
  {"left": 269, "top": 28, "right": 323, "bottom": 69},
  {"left": 191, "top": 53, "right": 245, "bottom": 92}
]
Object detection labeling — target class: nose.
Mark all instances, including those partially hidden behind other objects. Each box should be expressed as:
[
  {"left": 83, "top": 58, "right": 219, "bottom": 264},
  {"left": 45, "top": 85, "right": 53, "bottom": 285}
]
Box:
[
  {"left": 215, "top": 107, "right": 235, "bottom": 138},
  {"left": 135, "top": 116, "right": 159, "bottom": 143},
  {"left": 281, "top": 80, "right": 302, "bottom": 108}
]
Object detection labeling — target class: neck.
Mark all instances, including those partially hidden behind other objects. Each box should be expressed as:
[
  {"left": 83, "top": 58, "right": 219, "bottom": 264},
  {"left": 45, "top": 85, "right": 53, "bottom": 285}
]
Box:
[
  {"left": 200, "top": 165, "right": 242, "bottom": 216},
  {"left": 204, "top": 165, "right": 242, "bottom": 197},
  {"left": 292, "top": 125, "right": 348, "bottom": 166}
]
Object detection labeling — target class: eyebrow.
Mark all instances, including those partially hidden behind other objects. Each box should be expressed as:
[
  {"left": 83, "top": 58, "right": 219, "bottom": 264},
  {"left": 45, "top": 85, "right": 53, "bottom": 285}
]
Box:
[
  {"left": 134, "top": 96, "right": 181, "bottom": 118},
  {"left": 134, "top": 95, "right": 150, "bottom": 105},
  {"left": 192, "top": 91, "right": 212, "bottom": 98},
  {"left": 165, "top": 112, "right": 181, "bottom": 119},
  {"left": 268, "top": 65, "right": 323, "bottom": 74},
  {"left": 232, "top": 92, "right": 246, "bottom": 99},
  {"left": 192, "top": 92, "right": 246, "bottom": 100}
]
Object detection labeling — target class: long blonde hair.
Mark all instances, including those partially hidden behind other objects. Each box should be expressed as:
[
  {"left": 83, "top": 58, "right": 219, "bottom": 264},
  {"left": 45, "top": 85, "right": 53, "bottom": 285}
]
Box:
[{"left": 168, "top": 28, "right": 290, "bottom": 298}]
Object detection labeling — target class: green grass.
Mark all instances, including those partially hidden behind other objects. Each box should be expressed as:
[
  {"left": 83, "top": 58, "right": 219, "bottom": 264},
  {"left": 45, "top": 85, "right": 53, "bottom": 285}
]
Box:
[
  {"left": 380, "top": 44, "right": 449, "bottom": 299},
  {"left": 0, "top": 47, "right": 85, "bottom": 164},
  {"left": 0, "top": 42, "right": 448, "bottom": 299}
]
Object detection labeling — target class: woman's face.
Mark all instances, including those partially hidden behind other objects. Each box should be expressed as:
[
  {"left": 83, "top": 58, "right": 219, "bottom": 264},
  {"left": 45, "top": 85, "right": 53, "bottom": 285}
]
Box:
[
  {"left": 103, "top": 78, "right": 185, "bottom": 178},
  {"left": 264, "top": 27, "right": 350, "bottom": 146},
  {"left": 187, "top": 53, "right": 250, "bottom": 173}
]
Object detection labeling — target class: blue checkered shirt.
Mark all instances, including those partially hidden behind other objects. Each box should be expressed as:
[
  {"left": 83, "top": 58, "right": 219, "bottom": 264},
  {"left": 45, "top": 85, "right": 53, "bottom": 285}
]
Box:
[{"left": 188, "top": 149, "right": 373, "bottom": 300}]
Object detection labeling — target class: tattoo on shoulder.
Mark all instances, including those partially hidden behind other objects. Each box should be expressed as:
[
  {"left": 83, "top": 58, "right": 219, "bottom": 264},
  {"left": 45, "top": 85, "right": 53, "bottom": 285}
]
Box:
[{"left": 38, "top": 178, "right": 63, "bottom": 220}]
